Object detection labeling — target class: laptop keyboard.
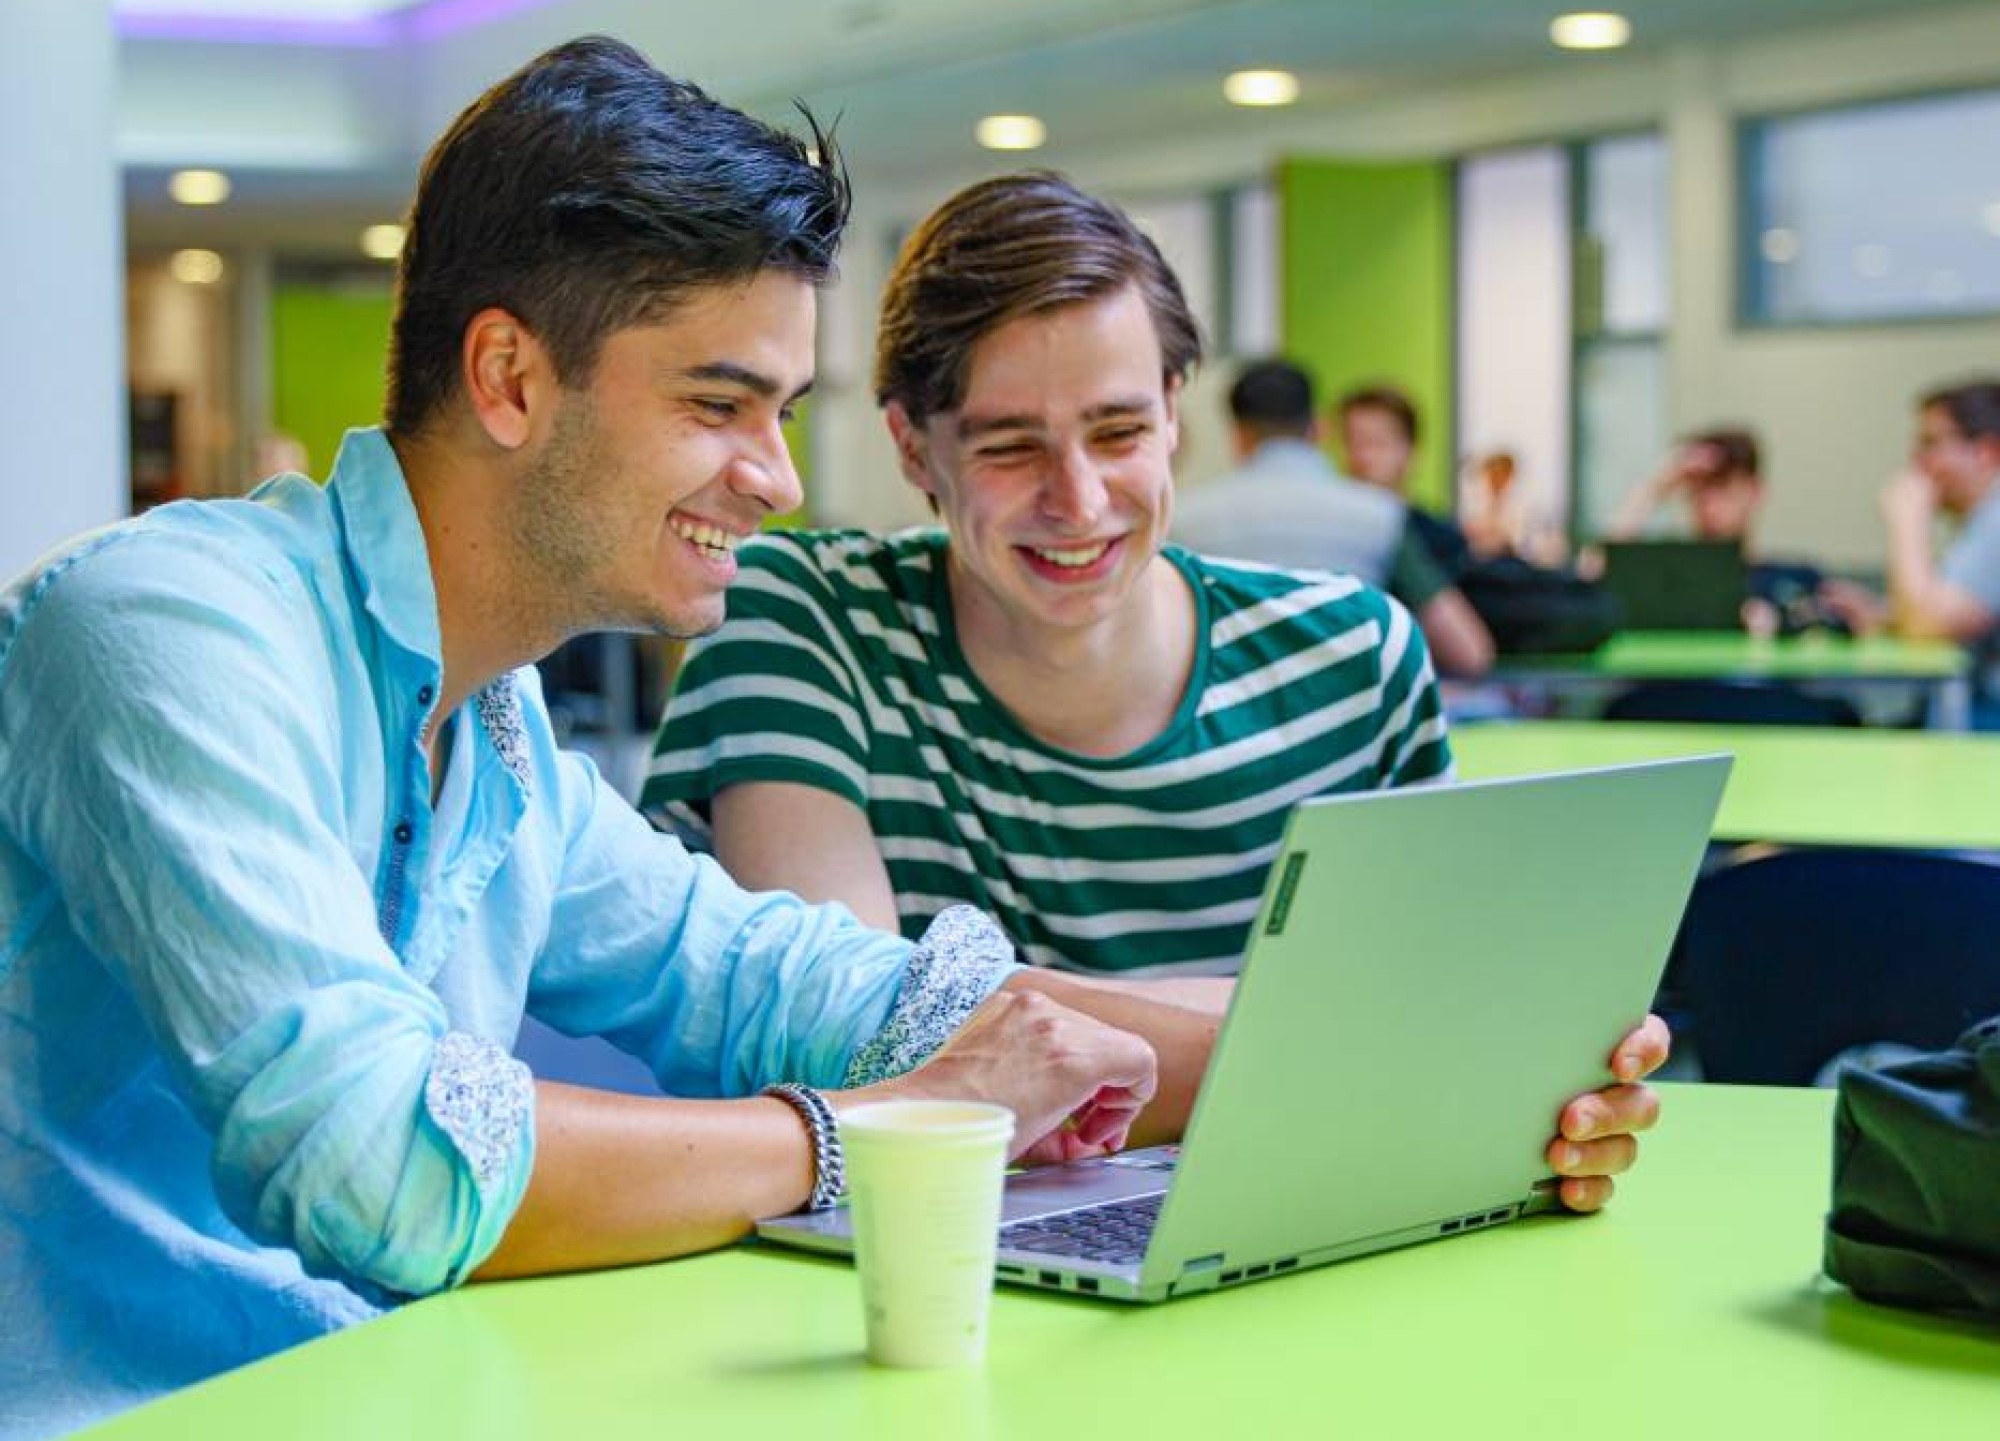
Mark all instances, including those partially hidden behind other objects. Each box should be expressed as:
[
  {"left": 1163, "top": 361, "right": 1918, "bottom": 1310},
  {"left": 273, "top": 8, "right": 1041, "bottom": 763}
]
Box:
[{"left": 998, "top": 1192, "right": 1164, "bottom": 1266}]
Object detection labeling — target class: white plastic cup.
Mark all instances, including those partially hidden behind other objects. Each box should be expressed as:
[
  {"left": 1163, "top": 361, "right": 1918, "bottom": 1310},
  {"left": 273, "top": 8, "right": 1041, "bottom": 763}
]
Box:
[{"left": 839, "top": 1099, "right": 1015, "bottom": 1368}]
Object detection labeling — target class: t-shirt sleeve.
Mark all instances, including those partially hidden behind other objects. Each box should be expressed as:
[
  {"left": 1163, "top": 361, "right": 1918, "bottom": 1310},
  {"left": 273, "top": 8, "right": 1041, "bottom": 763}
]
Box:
[
  {"left": 640, "top": 538, "right": 873, "bottom": 840},
  {"left": 1384, "top": 523, "right": 1451, "bottom": 611},
  {"left": 1939, "top": 501, "right": 2000, "bottom": 615},
  {"left": 1371, "top": 588, "right": 1456, "bottom": 785}
]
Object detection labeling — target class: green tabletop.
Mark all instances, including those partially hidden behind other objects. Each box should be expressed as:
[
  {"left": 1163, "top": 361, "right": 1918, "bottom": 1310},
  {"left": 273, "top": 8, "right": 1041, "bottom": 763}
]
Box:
[
  {"left": 1454, "top": 721, "right": 2000, "bottom": 851},
  {"left": 87, "top": 1085, "right": 1995, "bottom": 1440},
  {"left": 1493, "top": 631, "right": 1968, "bottom": 681}
]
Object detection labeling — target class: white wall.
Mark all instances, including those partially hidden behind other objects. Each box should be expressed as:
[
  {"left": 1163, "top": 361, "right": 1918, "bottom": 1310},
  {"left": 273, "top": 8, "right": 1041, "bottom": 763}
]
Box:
[
  {"left": 1455, "top": 147, "right": 1571, "bottom": 541},
  {"left": 1, "top": 0, "right": 125, "bottom": 581},
  {"left": 819, "top": 4, "right": 2000, "bottom": 566}
]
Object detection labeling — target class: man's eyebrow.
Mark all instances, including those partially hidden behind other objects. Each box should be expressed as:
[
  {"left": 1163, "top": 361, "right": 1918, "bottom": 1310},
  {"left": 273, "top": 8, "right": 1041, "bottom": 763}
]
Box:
[
  {"left": 956, "top": 412, "right": 1046, "bottom": 441},
  {"left": 677, "top": 362, "right": 814, "bottom": 406},
  {"left": 955, "top": 396, "right": 1157, "bottom": 441}
]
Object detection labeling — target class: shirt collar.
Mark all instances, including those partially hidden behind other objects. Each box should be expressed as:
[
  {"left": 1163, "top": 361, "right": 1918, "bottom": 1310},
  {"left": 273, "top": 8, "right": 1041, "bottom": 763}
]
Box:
[{"left": 325, "top": 427, "right": 444, "bottom": 668}]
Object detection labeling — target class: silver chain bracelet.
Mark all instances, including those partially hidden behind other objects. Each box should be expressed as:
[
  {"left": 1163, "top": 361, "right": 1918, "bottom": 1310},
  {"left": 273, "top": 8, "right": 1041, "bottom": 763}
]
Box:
[{"left": 761, "top": 1082, "right": 845, "bottom": 1211}]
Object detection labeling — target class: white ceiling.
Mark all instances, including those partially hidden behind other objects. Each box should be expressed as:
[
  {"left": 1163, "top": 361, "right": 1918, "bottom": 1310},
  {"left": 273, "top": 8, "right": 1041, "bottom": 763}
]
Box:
[{"left": 119, "top": 0, "right": 1970, "bottom": 253}]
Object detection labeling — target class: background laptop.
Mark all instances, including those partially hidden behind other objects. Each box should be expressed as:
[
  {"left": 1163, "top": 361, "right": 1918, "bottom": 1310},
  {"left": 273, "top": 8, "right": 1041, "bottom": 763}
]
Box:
[
  {"left": 759, "top": 756, "right": 1730, "bottom": 1302},
  {"left": 1598, "top": 539, "right": 1749, "bottom": 630}
]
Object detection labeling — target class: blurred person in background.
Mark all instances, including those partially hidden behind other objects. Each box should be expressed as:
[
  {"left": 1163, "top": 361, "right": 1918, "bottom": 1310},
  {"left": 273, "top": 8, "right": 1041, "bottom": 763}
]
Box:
[{"left": 1173, "top": 357, "right": 1492, "bottom": 676}]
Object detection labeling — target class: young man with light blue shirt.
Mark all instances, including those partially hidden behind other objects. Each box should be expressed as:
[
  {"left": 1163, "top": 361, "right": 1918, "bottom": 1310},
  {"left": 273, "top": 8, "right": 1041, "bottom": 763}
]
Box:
[{"left": 0, "top": 39, "right": 1208, "bottom": 1438}]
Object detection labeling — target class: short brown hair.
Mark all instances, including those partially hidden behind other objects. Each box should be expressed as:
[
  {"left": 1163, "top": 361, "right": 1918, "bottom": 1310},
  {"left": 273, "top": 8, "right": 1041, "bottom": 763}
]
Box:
[
  {"left": 1335, "top": 384, "right": 1419, "bottom": 445},
  {"left": 873, "top": 171, "right": 1202, "bottom": 423},
  {"left": 1920, "top": 378, "right": 2000, "bottom": 444},
  {"left": 1686, "top": 426, "right": 1761, "bottom": 479}
]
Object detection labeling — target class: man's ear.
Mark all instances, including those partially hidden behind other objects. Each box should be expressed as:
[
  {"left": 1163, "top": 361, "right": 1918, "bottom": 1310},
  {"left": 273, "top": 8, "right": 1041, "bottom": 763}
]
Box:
[
  {"left": 1161, "top": 374, "right": 1183, "bottom": 457},
  {"left": 884, "top": 401, "right": 938, "bottom": 496},
  {"left": 462, "top": 307, "right": 551, "bottom": 452}
]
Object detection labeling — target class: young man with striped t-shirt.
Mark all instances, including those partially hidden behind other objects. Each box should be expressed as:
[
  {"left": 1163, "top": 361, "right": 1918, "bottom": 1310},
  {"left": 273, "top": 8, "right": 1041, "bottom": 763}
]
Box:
[{"left": 645, "top": 172, "right": 1669, "bottom": 1214}]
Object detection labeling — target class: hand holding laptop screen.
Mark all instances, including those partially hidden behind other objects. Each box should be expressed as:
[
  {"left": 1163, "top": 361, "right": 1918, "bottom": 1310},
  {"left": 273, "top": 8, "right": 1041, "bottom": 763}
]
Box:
[{"left": 1547, "top": 1012, "right": 1670, "bottom": 1212}]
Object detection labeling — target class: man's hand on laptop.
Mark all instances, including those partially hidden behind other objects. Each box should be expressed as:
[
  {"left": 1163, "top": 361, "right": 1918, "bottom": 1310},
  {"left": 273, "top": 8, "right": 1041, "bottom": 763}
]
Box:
[
  {"left": 861, "top": 988, "right": 1159, "bottom": 1166},
  {"left": 1545, "top": 1013, "right": 1670, "bottom": 1212}
]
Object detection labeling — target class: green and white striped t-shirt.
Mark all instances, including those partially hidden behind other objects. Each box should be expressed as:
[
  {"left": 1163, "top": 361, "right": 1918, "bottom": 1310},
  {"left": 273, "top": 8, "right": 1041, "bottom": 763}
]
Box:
[{"left": 643, "top": 528, "right": 1453, "bottom": 977}]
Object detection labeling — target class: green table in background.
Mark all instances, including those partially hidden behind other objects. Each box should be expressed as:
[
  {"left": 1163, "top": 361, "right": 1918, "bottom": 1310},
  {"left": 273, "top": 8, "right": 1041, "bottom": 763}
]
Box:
[
  {"left": 86, "top": 1087, "right": 1995, "bottom": 1440},
  {"left": 1492, "top": 632, "right": 1973, "bottom": 729},
  {"left": 1453, "top": 720, "right": 2000, "bottom": 851}
]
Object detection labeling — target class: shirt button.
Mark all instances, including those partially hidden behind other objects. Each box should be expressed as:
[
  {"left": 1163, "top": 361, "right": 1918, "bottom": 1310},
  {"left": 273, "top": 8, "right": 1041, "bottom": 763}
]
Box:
[
  {"left": 417, "top": 685, "right": 434, "bottom": 706},
  {"left": 393, "top": 821, "right": 413, "bottom": 845}
]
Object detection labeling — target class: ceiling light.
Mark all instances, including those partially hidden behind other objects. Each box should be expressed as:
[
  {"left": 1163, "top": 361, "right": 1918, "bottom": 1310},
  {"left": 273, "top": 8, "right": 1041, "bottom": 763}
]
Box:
[
  {"left": 1549, "top": 12, "right": 1631, "bottom": 50},
  {"left": 359, "top": 223, "right": 405, "bottom": 260},
  {"left": 1224, "top": 69, "right": 1299, "bottom": 107},
  {"left": 169, "top": 248, "right": 225, "bottom": 285},
  {"left": 975, "top": 114, "right": 1046, "bottom": 151},
  {"left": 1853, "top": 244, "right": 1892, "bottom": 279},
  {"left": 1983, "top": 201, "right": 2000, "bottom": 237},
  {"left": 1760, "top": 227, "right": 1801, "bottom": 265},
  {"left": 168, "top": 169, "right": 231, "bottom": 206}
]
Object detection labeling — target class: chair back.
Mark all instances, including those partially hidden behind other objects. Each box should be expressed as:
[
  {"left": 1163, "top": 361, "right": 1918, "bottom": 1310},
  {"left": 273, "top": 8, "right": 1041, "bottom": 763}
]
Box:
[{"left": 1679, "top": 848, "right": 2000, "bottom": 1084}]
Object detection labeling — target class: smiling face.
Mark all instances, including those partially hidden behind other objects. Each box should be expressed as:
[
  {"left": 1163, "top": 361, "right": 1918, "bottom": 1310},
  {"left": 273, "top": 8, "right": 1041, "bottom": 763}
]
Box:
[
  {"left": 888, "top": 284, "right": 1180, "bottom": 643},
  {"left": 510, "top": 270, "right": 813, "bottom": 639}
]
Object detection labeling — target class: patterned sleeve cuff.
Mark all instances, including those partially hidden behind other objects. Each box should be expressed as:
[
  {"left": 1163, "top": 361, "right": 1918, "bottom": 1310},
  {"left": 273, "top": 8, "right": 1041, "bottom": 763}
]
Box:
[
  {"left": 842, "top": 905, "right": 1022, "bottom": 1087},
  {"left": 424, "top": 1030, "right": 535, "bottom": 1195}
]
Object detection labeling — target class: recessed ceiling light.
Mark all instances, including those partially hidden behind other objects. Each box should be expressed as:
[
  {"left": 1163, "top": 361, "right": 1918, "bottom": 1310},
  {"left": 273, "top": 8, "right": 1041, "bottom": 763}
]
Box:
[
  {"left": 1853, "top": 243, "right": 1892, "bottom": 279},
  {"left": 1760, "top": 227, "right": 1801, "bottom": 265},
  {"left": 360, "top": 223, "right": 405, "bottom": 260},
  {"left": 976, "top": 114, "right": 1047, "bottom": 151},
  {"left": 1549, "top": 12, "right": 1631, "bottom": 50},
  {"left": 169, "top": 248, "right": 225, "bottom": 285},
  {"left": 1983, "top": 201, "right": 2000, "bottom": 237},
  {"left": 1224, "top": 69, "right": 1299, "bottom": 107},
  {"left": 168, "top": 169, "right": 231, "bottom": 206}
]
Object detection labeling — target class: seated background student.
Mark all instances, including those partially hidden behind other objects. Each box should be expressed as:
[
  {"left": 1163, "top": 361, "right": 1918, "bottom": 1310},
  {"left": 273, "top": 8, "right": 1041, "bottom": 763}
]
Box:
[
  {"left": 1336, "top": 382, "right": 1472, "bottom": 578},
  {"left": 1458, "top": 449, "right": 1567, "bottom": 568},
  {"left": 1171, "top": 357, "right": 1493, "bottom": 676},
  {"left": 1602, "top": 427, "right": 1857, "bottom": 636},
  {"left": 1338, "top": 383, "right": 1618, "bottom": 657},
  {"left": 0, "top": 44, "right": 1212, "bottom": 1439},
  {"left": 644, "top": 170, "right": 1667, "bottom": 1208},
  {"left": 1875, "top": 378, "right": 2000, "bottom": 727}
]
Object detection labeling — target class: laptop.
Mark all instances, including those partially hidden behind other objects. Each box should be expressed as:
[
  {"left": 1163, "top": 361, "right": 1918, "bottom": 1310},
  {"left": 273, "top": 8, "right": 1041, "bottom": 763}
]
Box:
[
  {"left": 758, "top": 757, "right": 1730, "bottom": 1302},
  {"left": 1598, "top": 539, "right": 1749, "bottom": 630}
]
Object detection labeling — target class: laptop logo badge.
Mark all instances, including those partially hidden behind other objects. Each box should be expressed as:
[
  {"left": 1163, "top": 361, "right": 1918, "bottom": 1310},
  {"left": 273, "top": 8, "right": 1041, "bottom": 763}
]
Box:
[{"left": 1265, "top": 852, "right": 1307, "bottom": 936}]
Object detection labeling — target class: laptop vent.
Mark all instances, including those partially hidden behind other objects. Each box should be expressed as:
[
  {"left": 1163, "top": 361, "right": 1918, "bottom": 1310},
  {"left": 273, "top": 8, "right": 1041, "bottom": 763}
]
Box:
[{"left": 1439, "top": 1204, "right": 1518, "bottom": 1235}]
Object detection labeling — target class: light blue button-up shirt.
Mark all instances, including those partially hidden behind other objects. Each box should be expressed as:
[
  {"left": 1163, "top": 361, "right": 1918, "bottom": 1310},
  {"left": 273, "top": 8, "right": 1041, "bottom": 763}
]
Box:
[{"left": 0, "top": 430, "right": 1009, "bottom": 1439}]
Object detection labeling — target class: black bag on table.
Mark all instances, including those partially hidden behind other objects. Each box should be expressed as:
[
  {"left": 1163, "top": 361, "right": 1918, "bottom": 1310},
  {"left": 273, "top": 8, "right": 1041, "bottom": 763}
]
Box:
[
  {"left": 1455, "top": 556, "right": 1621, "bottom": 656},
  {"left": 1824, "top": 1015, "right": 2000, "bottom": 1317}
]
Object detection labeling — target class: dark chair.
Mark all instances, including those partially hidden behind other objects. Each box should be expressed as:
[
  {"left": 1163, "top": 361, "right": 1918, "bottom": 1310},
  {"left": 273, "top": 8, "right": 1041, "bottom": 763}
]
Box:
[
  {"left": 1677, "top": 848, "right": 2000, "bottom": 1085},
  {"left": 1601, "top": 680, "right": 1861, "bottom": 727}
]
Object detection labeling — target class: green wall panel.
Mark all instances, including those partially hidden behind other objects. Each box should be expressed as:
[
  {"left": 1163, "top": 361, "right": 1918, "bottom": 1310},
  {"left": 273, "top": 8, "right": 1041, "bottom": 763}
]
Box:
[
  {"left": 1279, "top": 158, "right": 1453, "bottom": 513},
  {"left": 271, "top": 283, "right": 395, "bottom": 480}
]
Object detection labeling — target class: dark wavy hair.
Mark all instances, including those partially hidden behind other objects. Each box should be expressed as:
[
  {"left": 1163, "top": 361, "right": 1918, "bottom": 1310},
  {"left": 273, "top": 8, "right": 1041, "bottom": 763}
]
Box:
[
  {"left": 874, "top": 171, "right": 1202, "bottom": 423},
  {"left": 386, "top": 36, "right": 850, "bottom": 436}
]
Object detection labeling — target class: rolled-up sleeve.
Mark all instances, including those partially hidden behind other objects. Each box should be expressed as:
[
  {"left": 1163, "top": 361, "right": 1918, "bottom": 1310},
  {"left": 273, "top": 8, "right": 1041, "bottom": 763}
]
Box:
[{"left": 0, "top": 535, "right": 531, "bottom": 1296}]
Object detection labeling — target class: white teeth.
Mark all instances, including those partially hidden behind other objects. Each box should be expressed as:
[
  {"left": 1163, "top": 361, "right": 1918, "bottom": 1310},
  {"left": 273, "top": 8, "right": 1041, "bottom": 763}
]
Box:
[
  {"left": 671, "top": 518, "right": 742, "bottom": 554},
  {"left": 1031, "top": 542, "right": 1108, "bottom": 568}
]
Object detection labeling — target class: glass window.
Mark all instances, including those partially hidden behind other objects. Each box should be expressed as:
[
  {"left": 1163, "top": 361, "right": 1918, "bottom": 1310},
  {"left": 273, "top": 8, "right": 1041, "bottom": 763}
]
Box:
[
  {"left": 1743, "top": 88, "right": 2000, "bottom": 324},
  {"left": 1574, "top": 133, "right": 1668, "bottom": 541}
]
